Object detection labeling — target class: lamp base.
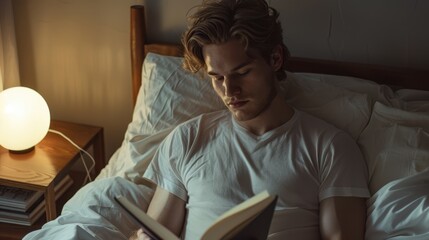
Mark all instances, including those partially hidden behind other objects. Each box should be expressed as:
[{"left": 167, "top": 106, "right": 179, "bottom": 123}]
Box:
[{"left": 9, "top": 146, "right": 35, "bottom": 154}]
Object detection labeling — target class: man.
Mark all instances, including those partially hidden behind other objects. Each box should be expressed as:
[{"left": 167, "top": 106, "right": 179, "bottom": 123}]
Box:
[{"left": 134, "top": 0, "right": 370, "bottom": 239}]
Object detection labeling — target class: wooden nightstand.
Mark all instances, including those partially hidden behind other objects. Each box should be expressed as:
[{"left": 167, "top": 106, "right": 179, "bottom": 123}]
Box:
[{"left": 0, "top": 120, "right": 105, "bottom": 240}]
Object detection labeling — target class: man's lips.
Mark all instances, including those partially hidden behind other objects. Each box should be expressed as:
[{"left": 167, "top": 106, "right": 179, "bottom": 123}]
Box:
[{"left": 227, "top": 100, "right": 248, "bottom": 108}]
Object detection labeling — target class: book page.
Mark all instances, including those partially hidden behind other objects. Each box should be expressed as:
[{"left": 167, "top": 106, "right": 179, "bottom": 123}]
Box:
[
  {"left": 201, "top": 190, "right": 276, "bottom": 240},
  {"left": 116, "top": 191, "right": 276, "bottom": 240}
]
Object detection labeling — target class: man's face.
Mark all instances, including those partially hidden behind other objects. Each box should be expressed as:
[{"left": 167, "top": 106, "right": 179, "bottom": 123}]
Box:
[{"left": 202, "top": 39, "right": 280, "bottom": 123}]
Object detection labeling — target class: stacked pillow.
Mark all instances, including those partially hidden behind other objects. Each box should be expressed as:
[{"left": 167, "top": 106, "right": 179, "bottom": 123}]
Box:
[
  {"left": 284, "top": 72, "right": 383, "bottom": 139},
  {"left": 128, "top": 54, "right": 224, "bottom": 138},
  {"left": 358, "top": 102, "right": 429, "bottom": 194},
  {"left": 120, "top": 53, "right": 380, "bottom": 181},
  {"left": 102, "top": 53, "right": 429, "bottom": 194},
  {"left": 133, "top": 53, "right": 394, "bottom": 141}
]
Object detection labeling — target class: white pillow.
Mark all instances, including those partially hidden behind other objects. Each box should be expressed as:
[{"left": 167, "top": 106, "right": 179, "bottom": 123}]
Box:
[
  {"left": 396, "top": 88, "right": 429, "bottom": 101},
  {"left": 293, "top": 72, "right": 398, "bottom": 107},
  {"left": 122, "top": 128, "right": 173, "bottom": 183},
  {"left": 100, "top": 53, "right": 225, "bottom": 180},
  {"left": 358, "top": 102, "right": 429, "bottom": 194},
  {"left": 136, "top": 56, "right": 405, "bottom": 140},
  {"left": 394, "top": 88, "right": 429, "bottom": 112},
  {"left": 283, "top": 72, "right": 372, "bottom": 139},
  {"left": 131, "top": 53, "right": 225, "bottom": 136},
  {"left": 402, "top": 101, "right": 429, "bottom": 112},
  {"left": 134, "top": 54, "right": 395, "bottom": 140}
]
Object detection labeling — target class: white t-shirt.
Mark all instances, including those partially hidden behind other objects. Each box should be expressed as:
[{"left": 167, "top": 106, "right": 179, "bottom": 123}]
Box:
[{"left": 144, "top": 109, "right": 370, "bottom": 239}]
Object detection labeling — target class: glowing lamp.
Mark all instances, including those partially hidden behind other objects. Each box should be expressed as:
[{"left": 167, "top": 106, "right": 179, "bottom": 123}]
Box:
[{"left": 0, "top": 87, "right": 50, "bottom": 153}]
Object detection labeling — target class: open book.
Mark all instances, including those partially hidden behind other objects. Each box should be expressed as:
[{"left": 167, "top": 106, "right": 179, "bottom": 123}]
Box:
[{"left": 115, "top": 190, "right": 277, "bottom": 240}]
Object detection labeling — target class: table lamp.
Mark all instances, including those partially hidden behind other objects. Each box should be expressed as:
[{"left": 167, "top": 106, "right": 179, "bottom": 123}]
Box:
[{"left": 0, "top": 86, "right": 50, "bottom": 153}]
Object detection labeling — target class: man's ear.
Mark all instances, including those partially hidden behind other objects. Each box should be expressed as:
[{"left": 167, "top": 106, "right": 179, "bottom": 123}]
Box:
[{"left": 270, "top": 45, "right": 283, "bottom": 71}]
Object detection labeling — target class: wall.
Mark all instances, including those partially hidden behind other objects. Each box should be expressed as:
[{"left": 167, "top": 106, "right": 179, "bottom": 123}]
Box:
[
  {"left": 142, "top": 0, "right": 429, "bottom": 70},
  {"left": 11, "top": 0, "right": 429, "bottom": 160},
  {"left": 271, "top": 0, "right": 429, "bottom": 69},
  {"left": 12, "top": 0, "right": 144, "bottom": 159}
]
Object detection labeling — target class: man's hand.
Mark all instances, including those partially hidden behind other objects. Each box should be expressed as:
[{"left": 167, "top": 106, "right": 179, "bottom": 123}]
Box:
[{"left": 129, "top": 228, "right": 152, "bottom": 240}]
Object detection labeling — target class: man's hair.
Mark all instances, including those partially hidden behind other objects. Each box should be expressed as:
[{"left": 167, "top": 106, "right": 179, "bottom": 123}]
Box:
[{"left": 182, "top": 0, "right": 290, "bottom": 80}]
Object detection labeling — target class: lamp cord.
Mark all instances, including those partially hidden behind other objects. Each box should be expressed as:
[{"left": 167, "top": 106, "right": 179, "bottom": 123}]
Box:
[{"left": 48, "top": 129, "right": 95, "bottom": 185}]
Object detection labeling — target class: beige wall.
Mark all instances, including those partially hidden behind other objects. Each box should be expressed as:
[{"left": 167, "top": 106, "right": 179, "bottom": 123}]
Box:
[
  {"left": 13, "top": 0, "right": 144, "bottom": 159},
  {"left": 11, "top": 0, "right": 429, "bottom": 160}
]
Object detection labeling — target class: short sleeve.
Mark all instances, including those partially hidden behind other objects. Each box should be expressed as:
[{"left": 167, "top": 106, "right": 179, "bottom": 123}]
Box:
[
  {"left": 143, "top": 128, "right": 189, "bottom": 201},
  {"left": 319, "top": 132, "right": 370, "bottom": 200}
]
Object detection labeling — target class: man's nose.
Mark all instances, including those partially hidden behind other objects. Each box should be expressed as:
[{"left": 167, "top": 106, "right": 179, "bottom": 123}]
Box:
[{"left": 223, "top": 78, "right": 241, "bottom": 96}]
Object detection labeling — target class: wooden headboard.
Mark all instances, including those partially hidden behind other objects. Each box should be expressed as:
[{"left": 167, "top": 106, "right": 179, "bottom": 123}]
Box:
[{"left": 130, "top": 5, "right": 429, "bottom": 105}]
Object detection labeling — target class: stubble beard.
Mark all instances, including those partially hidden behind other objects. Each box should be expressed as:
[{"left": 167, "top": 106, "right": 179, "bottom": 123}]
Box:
[{"left": 230, "top": 81, "right": 278, "bottom": 123}]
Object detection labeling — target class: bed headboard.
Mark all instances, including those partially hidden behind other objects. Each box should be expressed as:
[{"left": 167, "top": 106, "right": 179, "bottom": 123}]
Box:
[{"left": 130, "top": 5, "right": 429, "bottom": 105}]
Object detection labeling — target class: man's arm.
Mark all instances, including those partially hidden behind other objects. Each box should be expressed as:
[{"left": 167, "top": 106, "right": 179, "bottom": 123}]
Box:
[
  {"left": 320, "top": 196, "right": 367, "bottom": 240},
  {"left": 146, "top": 186, "right": 187, "bottom": 236},
  {"left": 130, "top": 186, "right": 186, "bottom": 240}
]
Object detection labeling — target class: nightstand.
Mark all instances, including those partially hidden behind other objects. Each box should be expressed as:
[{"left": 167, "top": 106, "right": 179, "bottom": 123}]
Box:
[{"left": 0, "top": 120, "right": 105, "bottom": 240}]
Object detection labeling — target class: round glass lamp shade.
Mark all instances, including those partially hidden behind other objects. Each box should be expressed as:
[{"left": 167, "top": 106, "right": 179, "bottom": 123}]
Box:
[{"left": 0, "top": 87, "right": 50, "bottom": 152}]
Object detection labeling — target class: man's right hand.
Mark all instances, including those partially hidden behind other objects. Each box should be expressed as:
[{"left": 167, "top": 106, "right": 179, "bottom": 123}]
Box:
[{"left": 129, "top": 228, "right": 152, "bottom": 240}]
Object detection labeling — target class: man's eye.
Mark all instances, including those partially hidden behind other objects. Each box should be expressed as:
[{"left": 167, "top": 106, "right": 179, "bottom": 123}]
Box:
[
  {"left": 213, "top": 76, "right": 224, "bottom": 81},
  {"left": 237, "top": 70, "right": 250, "bottom": 76}
]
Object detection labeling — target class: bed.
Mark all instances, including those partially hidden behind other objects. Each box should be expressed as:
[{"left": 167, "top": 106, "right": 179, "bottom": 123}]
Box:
[{"left": 24, "top": 5, "right": 429, "bottom": 240}]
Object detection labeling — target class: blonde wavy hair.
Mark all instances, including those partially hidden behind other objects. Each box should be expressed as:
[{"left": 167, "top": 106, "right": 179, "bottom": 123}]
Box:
[{"left": 182, "top": 0, "right": 290, "bottom": 80}]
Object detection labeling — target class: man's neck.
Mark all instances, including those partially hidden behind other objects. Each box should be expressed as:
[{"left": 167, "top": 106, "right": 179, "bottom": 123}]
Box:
[{"left": 235, "top": 93, "right": 294, "bottom": 136}]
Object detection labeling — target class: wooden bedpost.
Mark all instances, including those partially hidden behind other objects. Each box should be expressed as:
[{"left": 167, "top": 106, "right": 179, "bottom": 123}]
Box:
[{"left": 130, "top": 5, "right": 145, "bottom": 106}]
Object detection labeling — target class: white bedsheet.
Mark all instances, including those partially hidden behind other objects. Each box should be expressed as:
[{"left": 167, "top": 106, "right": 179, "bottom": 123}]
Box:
[
  {"left": 96, "top": 127, "right": 173, "bottom": 183},
  {"left": 366, "top": 168, "right": 429, "bottom": 240},
  {"left": 22, "top": 126, "right": 171, "bottom": 239},
  {"left": 25, "top": 170, "right": 429, "bottom": 240},
  {"left": 23, "top": 177, "right": 154, "bottom": 240}
]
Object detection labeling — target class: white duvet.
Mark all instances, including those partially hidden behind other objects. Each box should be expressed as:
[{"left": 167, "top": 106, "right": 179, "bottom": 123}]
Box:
[
  {"left": 23, "top": 126, "right": 168, "bottom": 240},
  {"left": 365, "top": 168, "right": 429, "bottom": 240},
  {"left": 23, "top": 169, "right": 429, "bottom": 240},
  {"left": 23, "top": 177, "right": 154, "bottom": 240}
]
